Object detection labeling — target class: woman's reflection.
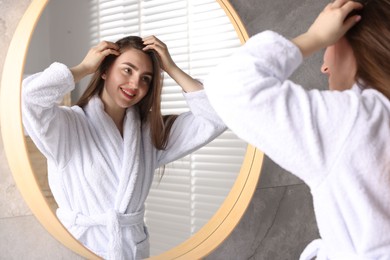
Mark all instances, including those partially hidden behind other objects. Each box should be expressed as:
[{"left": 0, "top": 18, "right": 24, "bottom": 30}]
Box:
[{"left": 21, "top": 35, "right": 226, "bottom": 259}]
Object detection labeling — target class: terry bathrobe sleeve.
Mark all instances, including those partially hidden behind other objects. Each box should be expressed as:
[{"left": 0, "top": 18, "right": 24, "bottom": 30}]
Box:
[
  {"left": 22, "top": 62, "right": 76, "bottom": 167},
  {"left": 204, "top": 31, "right": 361, "bottom": 187},
  {"left": 156, "top": 89, "right": 227, "bottom": 167}
]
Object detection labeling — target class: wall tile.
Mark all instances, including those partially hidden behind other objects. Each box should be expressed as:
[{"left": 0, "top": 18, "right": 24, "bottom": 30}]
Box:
[
  {"left": 206, "top": 184, "right": 319, "bottom": 259},
  {"left": 0, "top": 135, "right": 31, "bottom": 218},
  {"left": 0, "top": 0, "right": 33, "bottom": 219},
  {"left": 0, "top": 215, "right": 83, "bottom": 259},
  {"left": 258, "top": 156, "right": 303, "bottom": 189}
]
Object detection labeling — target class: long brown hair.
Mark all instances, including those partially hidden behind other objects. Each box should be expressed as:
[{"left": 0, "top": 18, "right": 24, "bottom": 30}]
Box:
[
  {"left": 76, "top": 36, "right": 178, "bottom": 150},
  {"left": 346, "top": 0, "right": 390, "bottom": 99}
]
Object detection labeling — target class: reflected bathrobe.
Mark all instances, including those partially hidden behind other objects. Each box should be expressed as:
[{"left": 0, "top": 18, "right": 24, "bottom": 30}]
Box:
[
  {"left": 22, "top": 62, "right": 226, "bottom": 260},
  {"left": 204, "top": 31, "right": 390, "bottom": 259}
]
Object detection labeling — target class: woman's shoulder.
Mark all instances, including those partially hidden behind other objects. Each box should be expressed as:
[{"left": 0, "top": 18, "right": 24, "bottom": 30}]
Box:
[
  {"left": 358, "top": 86, "right": 390, "bottom": 117},
  {"left": 58, "top": 104, "right": 89, "bottom": 126}
]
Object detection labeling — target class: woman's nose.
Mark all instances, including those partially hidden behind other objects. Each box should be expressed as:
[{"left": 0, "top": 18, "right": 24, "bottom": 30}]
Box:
[{"left": 128, "top": 77, "right": 139, "bottom": 88}]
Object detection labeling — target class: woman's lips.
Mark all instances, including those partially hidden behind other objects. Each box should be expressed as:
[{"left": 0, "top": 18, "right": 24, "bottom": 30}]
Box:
[{"left": 120, "top": 87, "right": 136, "bottom": 99}]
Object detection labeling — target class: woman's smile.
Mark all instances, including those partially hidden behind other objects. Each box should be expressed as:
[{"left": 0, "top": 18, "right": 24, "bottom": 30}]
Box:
[{"left": 120, "top": 87, "right": 137, "bottom": 99}]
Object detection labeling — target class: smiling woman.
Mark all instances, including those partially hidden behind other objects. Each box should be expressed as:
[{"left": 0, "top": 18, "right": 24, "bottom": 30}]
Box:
[{"left": 0, "top": 0, "right": 263, "bottom": 259}]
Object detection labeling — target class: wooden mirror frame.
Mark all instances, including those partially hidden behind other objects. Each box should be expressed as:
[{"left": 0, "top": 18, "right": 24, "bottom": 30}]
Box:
[{"left": 0, "top": 0, "right": 263, "bottom": 259}]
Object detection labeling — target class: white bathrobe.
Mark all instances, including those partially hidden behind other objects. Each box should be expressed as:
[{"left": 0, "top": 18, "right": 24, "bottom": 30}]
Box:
[
  {"left": 22, "top": 62, "right": 226, "bottom": 260},
  {"left": 204, "top": 31, "right": 390, "bottom": 259}
]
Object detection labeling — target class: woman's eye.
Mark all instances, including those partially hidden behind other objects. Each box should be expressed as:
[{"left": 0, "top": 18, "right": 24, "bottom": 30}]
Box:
[
  {"left": 124, "top": 68, "right": 131, "bottom": 74},
  {"left": 142, "top": 76, "right": 151, "bottom": 84}
]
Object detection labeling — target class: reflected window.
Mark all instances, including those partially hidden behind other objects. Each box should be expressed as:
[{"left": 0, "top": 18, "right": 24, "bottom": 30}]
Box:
[{"left": 90, "top": 0, "right": 247, "bottom": 255}]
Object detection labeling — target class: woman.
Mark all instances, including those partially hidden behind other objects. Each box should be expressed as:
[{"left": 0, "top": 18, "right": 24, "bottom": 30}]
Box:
[
  {"left": 22, "top": 36, "right": 225, "bottom": 259},
  {"left": 204, "top": 0, "right": 390, "bottom": 259}
]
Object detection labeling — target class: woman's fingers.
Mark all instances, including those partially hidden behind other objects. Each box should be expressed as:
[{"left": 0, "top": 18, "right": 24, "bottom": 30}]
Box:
[
  {"left": 311, "top": 0, "right": 362, "bottom": 45},
  {"left": 142, "top": 36, "right": 167, "bottom": 60},
  {"left": 142, "top": 35, "right": 161, "bottom": 44},
  {"left": 142, "top": 36, "right": 167, "bottom": 51},
  {"left": 95, "top": 41, "right": 119, "bottom": 52},
  {"left": 142, "top": 35, "right": 176, "bottom": 73},
  {"left": 338, "top": 1, "right": 363, "bottom": 34},
  {"left": 100, "top": 47, "right": 120, "bottom": 57},
  {"left": 328, "top": 0, "right": 363, "bottom": 19},
  {"left": 79, "top": 40, "right": 120, "bottom": 74},
  {"left": 340, "top": 0, "right": 364, "bottom": 18},
  {"left": 331, "top": 0, "right": 351, "bottom": 8},
  {"left": 90, "top": 41, "right": 120, "bottom": 58},
  {"left": 142, "top": 36, "right": 155, "bottom": 47}
]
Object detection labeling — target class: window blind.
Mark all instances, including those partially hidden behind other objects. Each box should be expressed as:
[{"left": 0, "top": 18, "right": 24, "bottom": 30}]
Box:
[{"left": 90, "top": 0, "right": 246, "bottom": 255}]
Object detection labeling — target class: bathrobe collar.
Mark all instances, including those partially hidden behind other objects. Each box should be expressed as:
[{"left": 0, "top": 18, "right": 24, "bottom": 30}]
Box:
[
  {"left": 84, "top": 95, "right": 143, "bottom": 212},
  {"left": 82, "top": 95, "right": 144, "bottom": 259}
]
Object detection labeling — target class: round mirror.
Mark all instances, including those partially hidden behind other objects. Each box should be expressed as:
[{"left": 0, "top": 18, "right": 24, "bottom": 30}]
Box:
[{"left": 1, "top": 0, "right": 263, "bottom": 259}]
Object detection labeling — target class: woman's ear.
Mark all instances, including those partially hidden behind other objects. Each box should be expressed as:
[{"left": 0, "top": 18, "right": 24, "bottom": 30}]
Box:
[{"left": 101, "top": 73, "right": 107, "bottom": 80}]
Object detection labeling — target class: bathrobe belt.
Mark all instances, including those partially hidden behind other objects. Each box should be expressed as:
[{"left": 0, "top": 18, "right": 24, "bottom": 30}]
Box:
[{"left": 57, "top": 208, "right": 144, "bottom": 260}]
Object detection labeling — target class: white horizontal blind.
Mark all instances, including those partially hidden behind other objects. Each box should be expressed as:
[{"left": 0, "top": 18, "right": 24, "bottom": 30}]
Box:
[{"left": 91, "top": 0, "right": 246, "bottom": 255}]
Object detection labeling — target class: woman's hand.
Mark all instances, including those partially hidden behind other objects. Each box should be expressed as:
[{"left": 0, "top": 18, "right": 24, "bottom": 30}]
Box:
[
  {"left": 70, "top": 41, "right": 120, "bottom": 83},
  {"left": 293, "top": 0, "right": 363, "bottom": 57},
  {"left": 142, "top": 35, "right": 203, "bottom": 92},
  {"left": 142, "top": 35, "right": 177, "bottom": 74}
]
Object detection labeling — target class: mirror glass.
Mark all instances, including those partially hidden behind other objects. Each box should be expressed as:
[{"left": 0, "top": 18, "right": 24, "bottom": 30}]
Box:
[{"left": 23, "top": 0, "right": 247, "bottom": 256}]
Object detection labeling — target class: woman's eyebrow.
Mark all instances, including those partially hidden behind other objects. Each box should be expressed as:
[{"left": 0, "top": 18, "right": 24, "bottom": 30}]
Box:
[{"left": 122, "top": 62, "right": 153, "bottom": 76}]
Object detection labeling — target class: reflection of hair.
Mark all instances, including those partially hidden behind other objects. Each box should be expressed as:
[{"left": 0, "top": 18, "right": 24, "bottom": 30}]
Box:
[
  {"left": 346, "top": 0, "right": 390, "bottom": 99},
  {"left": 76, "top": 36, "right": 178, "bottom": 150}
]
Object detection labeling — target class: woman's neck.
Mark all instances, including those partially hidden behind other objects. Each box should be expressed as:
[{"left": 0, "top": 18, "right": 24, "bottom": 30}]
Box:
[
  {"left": 106, "top": 105, "right": 125, "bottom": 136},
  {"left": 100, "top": 91, "right": 126, "bottom": 136}
]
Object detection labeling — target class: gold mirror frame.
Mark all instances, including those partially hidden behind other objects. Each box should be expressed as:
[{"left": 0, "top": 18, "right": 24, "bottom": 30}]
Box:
[{"left": 0, "top": 0, "right": 263, "bottom": 259}]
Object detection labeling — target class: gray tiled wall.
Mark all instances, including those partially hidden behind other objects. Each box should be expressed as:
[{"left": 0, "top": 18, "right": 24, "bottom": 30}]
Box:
[{"left": 0, "top": 0, "right": 328, "bottom": 259}]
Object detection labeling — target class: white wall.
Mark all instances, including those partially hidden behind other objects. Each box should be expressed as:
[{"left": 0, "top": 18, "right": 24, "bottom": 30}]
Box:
[
  {"left": 24, "top": 0, "right": 92, "bottom": 103},
  {"left": 24, "top": 5, "right": 51, "bottom": 75}
]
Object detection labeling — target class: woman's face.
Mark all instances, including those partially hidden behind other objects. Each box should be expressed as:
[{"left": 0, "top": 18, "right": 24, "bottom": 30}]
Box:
[
  {"left": 321, "top": 37, "right": 357, "bottom": 91},
  {"left": 101, "top": 48, "right": 153, "bottom": 111}
]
